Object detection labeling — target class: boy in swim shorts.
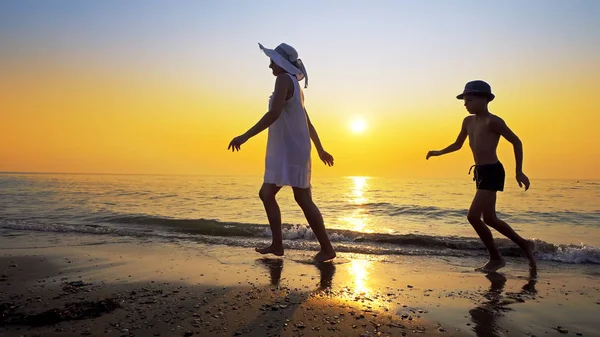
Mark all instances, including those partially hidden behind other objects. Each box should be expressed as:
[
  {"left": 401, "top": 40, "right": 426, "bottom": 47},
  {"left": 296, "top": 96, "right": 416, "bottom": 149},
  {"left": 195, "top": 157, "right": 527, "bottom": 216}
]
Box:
[{"left": 426, "top": 80, "right": 536, "bottom": 272}]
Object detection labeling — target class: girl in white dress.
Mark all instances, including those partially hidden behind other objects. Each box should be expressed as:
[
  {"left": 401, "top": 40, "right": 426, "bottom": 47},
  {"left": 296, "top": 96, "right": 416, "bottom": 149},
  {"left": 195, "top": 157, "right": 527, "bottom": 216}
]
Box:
[{"left": 228, "top": 43, "right": 336, "bottom": 263}]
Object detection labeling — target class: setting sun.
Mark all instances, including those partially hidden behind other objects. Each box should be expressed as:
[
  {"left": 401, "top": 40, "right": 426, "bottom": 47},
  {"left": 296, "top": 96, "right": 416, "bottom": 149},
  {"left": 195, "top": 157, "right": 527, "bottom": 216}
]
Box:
[{"left": 350, "top": 119, "right": 367, "bottom": 133}]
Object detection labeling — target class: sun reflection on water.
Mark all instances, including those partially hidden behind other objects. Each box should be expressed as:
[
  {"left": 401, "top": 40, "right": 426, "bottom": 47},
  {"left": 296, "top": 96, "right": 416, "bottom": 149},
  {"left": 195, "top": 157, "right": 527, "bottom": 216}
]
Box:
[
  {"left": 341, "top": 176, "right": 372, "bottom": 233},
  {"left": 350, "top": 176, "right": 368, "bottom": 205}
]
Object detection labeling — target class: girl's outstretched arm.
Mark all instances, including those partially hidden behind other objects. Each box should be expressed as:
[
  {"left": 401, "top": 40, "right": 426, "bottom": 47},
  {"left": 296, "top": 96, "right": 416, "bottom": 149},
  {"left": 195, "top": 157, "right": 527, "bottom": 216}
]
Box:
[{"left": 228, "top": 74, "right": 292, "bottom": 151}]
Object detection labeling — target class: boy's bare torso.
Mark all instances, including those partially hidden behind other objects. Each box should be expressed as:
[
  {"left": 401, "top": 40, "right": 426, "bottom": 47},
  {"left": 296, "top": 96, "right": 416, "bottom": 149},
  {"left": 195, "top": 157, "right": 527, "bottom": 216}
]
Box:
[{"left": 465, "top": 114, "right": 502, "bottom": 165}]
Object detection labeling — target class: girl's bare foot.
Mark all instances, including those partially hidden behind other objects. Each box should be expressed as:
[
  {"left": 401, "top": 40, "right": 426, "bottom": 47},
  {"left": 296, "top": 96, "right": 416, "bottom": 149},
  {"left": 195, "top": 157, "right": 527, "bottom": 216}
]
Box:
[
  {"left": 523, "top": 240, "right": 537, "bottom": 271},
  {"left": 255, "top": 245, "right": 284, "bottom": 256},
  {"left": 475, "top": 258, "right": 506, "bottom": 273},
  {"left": 314, "top": 250, "right": 336, "bottom": 263}
]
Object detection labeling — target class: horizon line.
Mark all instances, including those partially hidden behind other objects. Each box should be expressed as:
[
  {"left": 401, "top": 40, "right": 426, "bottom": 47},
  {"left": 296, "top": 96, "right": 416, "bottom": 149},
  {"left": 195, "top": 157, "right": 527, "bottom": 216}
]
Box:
[{"left": 0, "top": 171, "right": 593, "bottom": 181}]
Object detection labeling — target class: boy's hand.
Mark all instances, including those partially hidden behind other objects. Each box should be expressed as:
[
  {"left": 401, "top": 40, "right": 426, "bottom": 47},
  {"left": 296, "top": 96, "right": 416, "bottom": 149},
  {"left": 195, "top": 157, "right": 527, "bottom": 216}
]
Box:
[
  {"left": 228, "top": 134, "right": 249, "bottom": 152},
  {"left": 318, "top": 149, "right": 334, "bottom": 166},
  {"left": 426, "top": 150, "right": 439, "bottom": 160},
  {"left": 516, "top": 172, "right": 530, "bottom": 191}
]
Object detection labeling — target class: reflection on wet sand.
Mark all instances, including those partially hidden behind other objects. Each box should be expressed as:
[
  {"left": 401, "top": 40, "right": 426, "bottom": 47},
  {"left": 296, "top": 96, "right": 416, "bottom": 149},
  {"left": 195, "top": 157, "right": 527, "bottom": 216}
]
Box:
[
  {"left": 316, "top": 262, "right": 336, "bottom": 290},
  {"left": 347, "top": 259, "right": 375, "bottom": 300},
  {"left": 256, "top": 256, "right": 545, "bottom": 337},
  {"left": 258, "top": 258, "right": 284, "bottom": 287},
  {"left": 470, "top": 270, "right": 538, "bottom": 337},
  {"left": 257, "top": 258, "right": 336, "bottom": 292}
]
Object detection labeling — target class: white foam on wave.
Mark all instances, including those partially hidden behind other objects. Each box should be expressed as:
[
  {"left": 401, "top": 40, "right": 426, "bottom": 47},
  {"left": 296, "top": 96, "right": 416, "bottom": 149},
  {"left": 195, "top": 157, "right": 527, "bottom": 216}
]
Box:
[
  {"left": 260, "top": 224, "right": 351, "bottom": 242},
  {"left": 537, "top": 244, "right": 600, "bottom": 264}
]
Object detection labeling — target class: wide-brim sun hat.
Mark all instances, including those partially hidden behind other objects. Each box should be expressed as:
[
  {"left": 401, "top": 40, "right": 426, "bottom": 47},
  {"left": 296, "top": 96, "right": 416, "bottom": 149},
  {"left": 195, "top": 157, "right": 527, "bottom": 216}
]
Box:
[
  {"left": 259, "top": 42, "right": 309, "bottom": 88},
  {"left": 456, "top": 80, "right": 495, "bottom": 102}
]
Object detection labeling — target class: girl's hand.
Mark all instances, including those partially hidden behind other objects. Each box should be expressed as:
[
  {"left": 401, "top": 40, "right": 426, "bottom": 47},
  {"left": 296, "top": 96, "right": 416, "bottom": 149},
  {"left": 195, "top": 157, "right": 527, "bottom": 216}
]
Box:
[
  {"left": 228, "top": 135, "right": 249, "bottom": 152},
  {"left": 318, "top": 149, "right": 334, "bottom": 166}
]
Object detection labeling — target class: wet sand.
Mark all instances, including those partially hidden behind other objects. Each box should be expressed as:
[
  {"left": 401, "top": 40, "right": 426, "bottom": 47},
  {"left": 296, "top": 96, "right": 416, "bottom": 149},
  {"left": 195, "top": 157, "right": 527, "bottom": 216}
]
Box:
[{"left": 1, "top": 233, "right": 599, "bottom": 336}]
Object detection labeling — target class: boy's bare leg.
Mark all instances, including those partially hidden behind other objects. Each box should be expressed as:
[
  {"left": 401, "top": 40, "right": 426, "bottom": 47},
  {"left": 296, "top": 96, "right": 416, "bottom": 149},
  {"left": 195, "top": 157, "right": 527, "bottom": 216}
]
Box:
[
  {"left": 256, "top": 183, "right": 284, "bottom": 256},
  {"left": 482, "top": 193, "right": 537, "bottom": 271},
  {"left": 467, "top": 190, "right": 505, "bottom": 272},
  {"left": 292, "top": 187, "right": 336, "bottom": 263}
]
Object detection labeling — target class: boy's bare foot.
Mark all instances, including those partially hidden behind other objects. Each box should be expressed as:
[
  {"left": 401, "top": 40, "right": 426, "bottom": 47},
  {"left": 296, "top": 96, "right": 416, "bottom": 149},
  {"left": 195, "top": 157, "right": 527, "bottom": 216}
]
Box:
[
  {"left": 523, "top": 240, "right": 537, "bottom": 271},
  {"left": 255, "top": 245, "right": 284, "bottom": 256},
  {"left": 475, "top": 258, "right": 506, "bottom": 273},
  {"left": 314, "top": 250, "right": 336, "bottom": 263}
]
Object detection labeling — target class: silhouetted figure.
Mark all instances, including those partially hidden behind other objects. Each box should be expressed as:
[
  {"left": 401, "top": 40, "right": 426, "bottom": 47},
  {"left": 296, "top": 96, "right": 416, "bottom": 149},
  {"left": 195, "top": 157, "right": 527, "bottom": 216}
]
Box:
[
  {"left": 427, "top": 80, "right": 536, "bottom": 272},
  {"left": 228, "top": 43, "right": 336, "bottom": 263}
]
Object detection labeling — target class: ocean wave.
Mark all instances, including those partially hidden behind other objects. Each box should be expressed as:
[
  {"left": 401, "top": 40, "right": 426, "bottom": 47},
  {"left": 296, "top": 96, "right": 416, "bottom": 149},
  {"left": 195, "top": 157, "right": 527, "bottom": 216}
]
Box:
[
  {"left": 338, "top": 202, "right": 600, "bottom": 225},
  {"left": 1, "top": 217, "right": 599, "bottom": 264},
  {"left": 536, "top": 242, "right": 600, "bottom": 264}
]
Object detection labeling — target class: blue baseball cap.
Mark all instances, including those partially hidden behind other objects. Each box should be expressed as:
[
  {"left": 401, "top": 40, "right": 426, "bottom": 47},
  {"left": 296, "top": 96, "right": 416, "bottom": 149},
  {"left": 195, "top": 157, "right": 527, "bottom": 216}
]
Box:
[{"left": 456, "top": 80, "right": 495, "bottom": 101}]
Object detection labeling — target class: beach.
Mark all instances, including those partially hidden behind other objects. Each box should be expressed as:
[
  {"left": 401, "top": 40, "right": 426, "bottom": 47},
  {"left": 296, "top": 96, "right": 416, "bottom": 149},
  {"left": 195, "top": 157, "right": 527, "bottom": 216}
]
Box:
[
  {"left": 1, "top": 231, "right": 599, "bottom": 337},
  {"left": 1, "top": 173, "right": 599, "bottom": 336}
]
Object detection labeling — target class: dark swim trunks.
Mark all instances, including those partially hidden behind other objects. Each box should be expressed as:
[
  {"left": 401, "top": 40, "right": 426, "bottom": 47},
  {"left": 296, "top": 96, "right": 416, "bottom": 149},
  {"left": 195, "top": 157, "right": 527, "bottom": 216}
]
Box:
[{"left": 469, "top": 162, "right": 505, "bottom": 192}]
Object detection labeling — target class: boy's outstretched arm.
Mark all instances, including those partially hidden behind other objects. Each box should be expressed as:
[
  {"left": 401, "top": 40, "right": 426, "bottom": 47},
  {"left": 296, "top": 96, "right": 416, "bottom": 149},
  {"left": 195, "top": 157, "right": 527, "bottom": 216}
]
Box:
[
  {"left": 426, "top": 117, "right": 469, "bottom": 159},
  {"left": 305, "top": 109, "right": 334, "bottom": 166},
  {"left": 491, "top": 117, "right": 530, "bottom": 190}
]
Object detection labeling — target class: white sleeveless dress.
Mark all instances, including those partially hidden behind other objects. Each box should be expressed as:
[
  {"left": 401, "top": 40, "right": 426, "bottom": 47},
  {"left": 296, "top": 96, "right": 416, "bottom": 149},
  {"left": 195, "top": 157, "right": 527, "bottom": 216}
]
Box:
[{"left": 264, "top": 73, "right": 312, "bottom": 188}]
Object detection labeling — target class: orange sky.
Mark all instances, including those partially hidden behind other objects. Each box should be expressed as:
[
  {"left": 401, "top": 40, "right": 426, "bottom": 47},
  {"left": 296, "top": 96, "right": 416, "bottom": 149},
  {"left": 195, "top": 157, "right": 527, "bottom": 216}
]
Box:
[{"left": 1, "top": 1, "right": 599, "bottom": 179}]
